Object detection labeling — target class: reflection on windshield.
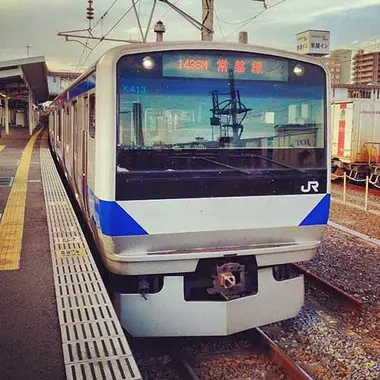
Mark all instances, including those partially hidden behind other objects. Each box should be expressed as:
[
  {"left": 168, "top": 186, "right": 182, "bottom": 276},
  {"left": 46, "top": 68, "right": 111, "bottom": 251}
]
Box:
[{"left": 118, "top": 74, "right": 324, "bottom": 152}]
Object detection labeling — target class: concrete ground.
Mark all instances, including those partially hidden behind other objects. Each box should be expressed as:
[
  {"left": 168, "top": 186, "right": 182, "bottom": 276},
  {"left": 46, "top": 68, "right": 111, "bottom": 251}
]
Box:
[{"left": 0, "top": 127, "right": 65, "bottom": 380}]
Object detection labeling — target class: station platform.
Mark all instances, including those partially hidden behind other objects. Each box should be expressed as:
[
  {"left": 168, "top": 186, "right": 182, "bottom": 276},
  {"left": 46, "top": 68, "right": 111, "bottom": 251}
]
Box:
[{"left": 0, "top": 127, "right": 141, "bottom": 380}]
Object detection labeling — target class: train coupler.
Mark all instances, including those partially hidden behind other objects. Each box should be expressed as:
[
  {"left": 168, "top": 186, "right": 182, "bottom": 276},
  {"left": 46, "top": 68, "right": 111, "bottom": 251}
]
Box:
[{"left": 207, "top": 263, "right": 246, "bottom": 300}]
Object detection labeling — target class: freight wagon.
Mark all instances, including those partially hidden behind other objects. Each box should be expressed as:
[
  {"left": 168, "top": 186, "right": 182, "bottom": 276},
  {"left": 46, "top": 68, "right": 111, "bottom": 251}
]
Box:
[{"left": 331, "top": 99, "right": 380, "bottom": 180}]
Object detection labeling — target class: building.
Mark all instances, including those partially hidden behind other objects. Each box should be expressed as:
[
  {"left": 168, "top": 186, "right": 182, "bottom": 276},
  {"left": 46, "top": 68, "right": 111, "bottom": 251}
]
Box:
[
  {"left": 352, "top": 50, "right": 380, "bottom": 84},
  {"left": 296, "top": 30, "right": 330, "bottom": 57},
  {"left": 332, "top": 83, "right": 380, "bottom": 101},
  {"left": 331, "top": 49, "right": 352, "bottom": 83},
  {"left": 320, "top": 55, "right": 342, "bottom": 85},
  {"left": 47, "top": 71, "right": 81, "bottom": 99},
  {"left": 320, "top": 49, "right": 352, "bottom": 85}
]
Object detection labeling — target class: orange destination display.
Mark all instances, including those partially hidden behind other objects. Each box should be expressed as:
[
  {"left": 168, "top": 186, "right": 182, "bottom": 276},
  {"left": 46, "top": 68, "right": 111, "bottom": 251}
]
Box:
[{"left": 162, "top": 52, "right": 289, "bottom": 81}]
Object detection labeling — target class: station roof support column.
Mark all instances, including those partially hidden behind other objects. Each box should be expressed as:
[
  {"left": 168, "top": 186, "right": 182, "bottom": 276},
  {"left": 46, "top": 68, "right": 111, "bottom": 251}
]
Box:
[
  {"left": 28, "top": 90, "right": 34, "bottom": 136},
  {"left": 4, "top": 96, "right": 9, "bottom": 135}
]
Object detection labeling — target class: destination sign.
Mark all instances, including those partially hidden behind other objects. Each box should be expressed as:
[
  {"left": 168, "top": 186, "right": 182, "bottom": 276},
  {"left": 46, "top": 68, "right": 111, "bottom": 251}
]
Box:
[{"left": 162, "top": 53, "right": 288, "bottom": 81}]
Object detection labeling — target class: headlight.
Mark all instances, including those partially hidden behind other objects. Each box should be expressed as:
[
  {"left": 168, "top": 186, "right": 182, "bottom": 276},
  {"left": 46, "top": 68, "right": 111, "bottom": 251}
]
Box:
[
  {"left": 293, "top": 64, "right": 305, "bottom": 77},
  {"left": 142, "top": 56, "right": 155, "bottom": 70}
]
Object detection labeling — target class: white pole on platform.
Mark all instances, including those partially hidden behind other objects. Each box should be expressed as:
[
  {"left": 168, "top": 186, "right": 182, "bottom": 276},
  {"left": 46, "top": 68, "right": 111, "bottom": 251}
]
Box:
[
  {"left": 28, "top": 90, "right": 33, "bottom": 136},
  {"left": 4, "top": 97, "right": 9, "bottom": 135},
  {"left": 343, "top": 171, "right": 346, "bottom": 205}
]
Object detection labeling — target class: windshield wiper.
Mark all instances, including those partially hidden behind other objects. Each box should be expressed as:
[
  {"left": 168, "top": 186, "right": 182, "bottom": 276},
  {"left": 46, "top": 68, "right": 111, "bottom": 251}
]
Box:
[
  {"left": 197, "top": 157, "right": 253, "bottom": 175},
  {"left": 251, "top": 154, "right": 306, "bottom": 173}
]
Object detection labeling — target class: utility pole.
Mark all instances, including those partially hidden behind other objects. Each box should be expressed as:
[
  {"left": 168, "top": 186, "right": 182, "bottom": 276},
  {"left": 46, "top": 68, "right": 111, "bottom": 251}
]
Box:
[
  {"left": 158, "top": 0, "right": 213, "bottom": 39},
  {"left": 201, "top": 0, "right": 214, "bottom": 41}
]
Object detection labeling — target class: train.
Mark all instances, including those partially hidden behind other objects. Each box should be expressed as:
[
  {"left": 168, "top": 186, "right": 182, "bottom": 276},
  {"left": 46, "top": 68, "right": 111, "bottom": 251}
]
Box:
[{"left": 48, "top": 41, "right": 331, "bottom": 337}]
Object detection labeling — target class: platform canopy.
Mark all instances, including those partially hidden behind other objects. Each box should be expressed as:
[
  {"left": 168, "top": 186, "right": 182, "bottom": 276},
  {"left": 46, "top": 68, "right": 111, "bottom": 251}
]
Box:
[{"left": 0, "top": 56, "right": 49, "bottom": 103}]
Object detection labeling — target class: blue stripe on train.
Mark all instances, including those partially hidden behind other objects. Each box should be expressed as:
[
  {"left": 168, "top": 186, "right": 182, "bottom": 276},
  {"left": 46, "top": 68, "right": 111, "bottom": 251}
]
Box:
[
  {"left": 94, "top": 194, "right": 330, "bottom": 236},
  {"left": 95, "top": 198, "right": 148, "bottom": 236},
  {"left": 299, "top": 194, "right": 330, "bottom": 226},
  {"left": 68, "top": 72, "right": 96, "bottom": 100}
]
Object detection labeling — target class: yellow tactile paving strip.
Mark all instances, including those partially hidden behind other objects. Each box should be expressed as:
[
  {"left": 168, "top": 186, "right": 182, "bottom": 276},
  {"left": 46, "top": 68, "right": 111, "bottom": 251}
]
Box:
[
  {"left": 0, "top": 145, "right": 5, "bottom": 153},
  {"left": 0, "top": 129, "right": 43, "bottom": 270}
]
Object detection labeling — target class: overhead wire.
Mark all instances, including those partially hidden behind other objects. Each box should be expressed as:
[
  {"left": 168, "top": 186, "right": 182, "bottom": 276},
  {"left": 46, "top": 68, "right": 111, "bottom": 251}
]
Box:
[
  {"left": 217, "top": 0, "right": 279, "bottom": 25},
  {"left": 75, "top": 38, "right": 90, "bottom": 72},
  {"left": 143, "top": 0, "right": 158, "bottom": 42},
  {"left": 131, "top": 0, "right": 145, "bottom": 42},
  {"left": 214, "top": 5, "right": 226, "bottom": 42},
  {"left": 74, "top": 0, "right": 120, "bottom": 72},
  {"left": 158, "top": 0, "right": 181, "bottom": 21},
  {"left": 218, "top": 18, "right": 255, "bottom": 26},
  {"left": 225, "top": 0, "right": 287, "bottom": 38},
  {"left": 91, "top": 0, "right": 120, "bottom": 32},
  {"left": 80, "top": 0, "right": 142, "bottom": 70}
]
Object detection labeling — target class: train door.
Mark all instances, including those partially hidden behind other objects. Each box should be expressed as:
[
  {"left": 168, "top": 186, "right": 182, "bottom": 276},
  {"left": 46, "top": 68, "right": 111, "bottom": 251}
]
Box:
[
  {"left": 87, "top": 92, "right": 96, "bottom": 219},
  {"left": 82, "top": 95, "right": 90, "bottom": 214},
  {"left": 343, "top": 103, "right": 353, "bottom": 160},
  {"left": 56, "top": 109, "right": 62, "bottom": 156},
  {"left": 52, "top": 111, "right": 57, "bottom": 152},
  {"left": 72, "top": 100, "right": 78, "bottom": 186},
  {"left": 331, "top": 103, "right": 340, "bottom": 157},
  {"left": 75, "top": 98, "right": 84, "bottom": 200},
  {"left": 66, "top": 103, "right": 73, "bottom": 177},
  {"left": 63, "top": 105, "right": 69, "bottom": 167}
]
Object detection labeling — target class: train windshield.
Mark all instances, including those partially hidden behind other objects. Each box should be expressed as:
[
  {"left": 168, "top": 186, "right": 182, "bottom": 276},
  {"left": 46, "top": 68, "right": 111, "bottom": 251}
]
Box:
[{"left": 116, "top": 50, "right": 327, "bottom": 200}]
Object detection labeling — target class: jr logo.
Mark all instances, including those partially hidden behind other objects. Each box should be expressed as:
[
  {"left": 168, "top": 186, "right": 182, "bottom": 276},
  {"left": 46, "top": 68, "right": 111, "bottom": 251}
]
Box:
[{"left": 301, "top": 181, "right": 319, "bottom": 193}]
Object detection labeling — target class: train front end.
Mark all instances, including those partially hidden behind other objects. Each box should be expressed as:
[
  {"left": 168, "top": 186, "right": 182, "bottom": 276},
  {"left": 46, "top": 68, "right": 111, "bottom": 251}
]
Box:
[{"left": 94, "top": 43, "right": 330, "bottom": 337}]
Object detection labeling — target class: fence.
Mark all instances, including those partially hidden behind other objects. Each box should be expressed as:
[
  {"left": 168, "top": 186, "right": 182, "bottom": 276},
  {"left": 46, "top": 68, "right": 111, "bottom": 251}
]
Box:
[{"left": 331, "top": 171, "right": 380, "bottom": 213}]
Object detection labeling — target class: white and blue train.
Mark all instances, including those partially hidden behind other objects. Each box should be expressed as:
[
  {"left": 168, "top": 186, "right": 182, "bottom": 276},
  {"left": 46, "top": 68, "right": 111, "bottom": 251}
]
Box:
[{"left": 48, "top": 41, "right": 331, "bottom": 337}]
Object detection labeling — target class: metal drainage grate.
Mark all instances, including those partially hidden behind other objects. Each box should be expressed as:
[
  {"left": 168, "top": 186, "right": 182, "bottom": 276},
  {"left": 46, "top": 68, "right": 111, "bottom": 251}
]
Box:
[
  {"left": 0, "top": 177, "right": 13, "bottom": 187},
  {"left": 40, "top": 141, "right": 142, "bottom": 380}
]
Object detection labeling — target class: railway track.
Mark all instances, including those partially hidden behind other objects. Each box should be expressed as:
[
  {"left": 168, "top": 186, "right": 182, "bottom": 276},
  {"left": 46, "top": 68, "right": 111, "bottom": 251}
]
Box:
[
  {"left": 292, "top": 218, "right": 380, "bottom": 313},
  {"left": 134, "top": 328, "right": 313, "bottom": 380},
  {"left": 293, "top": 263, "right": 363, "bottom": 311}
]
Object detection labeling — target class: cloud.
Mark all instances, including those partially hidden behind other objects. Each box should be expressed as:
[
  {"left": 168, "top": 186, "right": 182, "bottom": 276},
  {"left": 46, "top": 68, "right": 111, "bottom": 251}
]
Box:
[
  {"left": 46, "top": 59, "right": 80, "bottom": 72},
  {"left": 307, "top": 0, "right": 380, "bottom": 19},
  {"left": 219, "top": 0, "right": 380, "bottom": 26},
  {"left": 1, "top": 0, "right": 380, "bottom": 71}
]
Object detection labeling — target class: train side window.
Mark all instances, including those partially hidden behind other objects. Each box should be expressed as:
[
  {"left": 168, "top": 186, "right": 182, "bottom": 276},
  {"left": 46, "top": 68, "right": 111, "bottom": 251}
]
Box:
[{"left": 89, "top": 94, "right": 95, "bottom": 139}]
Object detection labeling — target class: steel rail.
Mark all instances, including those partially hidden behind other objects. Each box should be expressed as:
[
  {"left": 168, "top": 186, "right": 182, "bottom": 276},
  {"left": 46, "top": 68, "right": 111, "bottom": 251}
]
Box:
[
  {"left": 171, "top": 327, "right": 314, "bottom": 380},
  {"left": 293, "top": 263, "right": 363, "bottom": 311},
  {"left": 172, "top": 355, "right": 201, "bottom": 380},
  {"left": 255, "top": 327, "right": 314, "bottom": 380},
  {"left": 328, "top": 220, "right": 380, "bottom": 247}
]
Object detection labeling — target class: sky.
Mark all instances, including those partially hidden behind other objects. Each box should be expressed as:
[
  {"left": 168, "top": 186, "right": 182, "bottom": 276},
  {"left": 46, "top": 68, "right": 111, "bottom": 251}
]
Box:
[{"left": 0, "top": 0, "right": 380, "bottom": 72}]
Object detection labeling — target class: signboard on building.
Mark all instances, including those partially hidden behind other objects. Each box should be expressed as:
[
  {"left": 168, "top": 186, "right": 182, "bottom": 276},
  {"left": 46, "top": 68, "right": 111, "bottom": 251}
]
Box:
[{"left": 296, "top": 30, "right": 330, "bottom": 56}]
